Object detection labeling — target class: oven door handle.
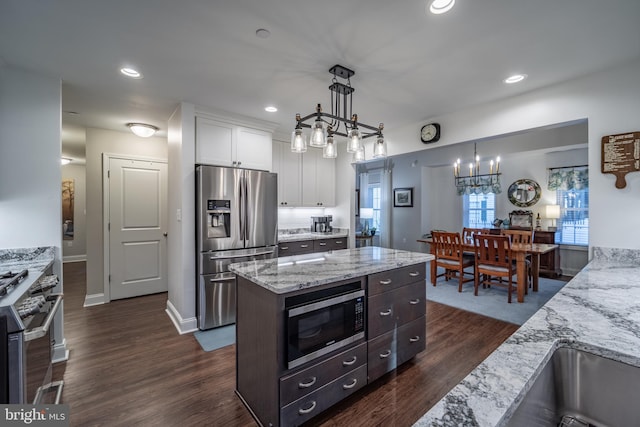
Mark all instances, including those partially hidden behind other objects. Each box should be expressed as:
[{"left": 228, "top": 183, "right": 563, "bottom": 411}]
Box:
[{"left": 24, "top": 293, "right": 63, "bottom": 342}]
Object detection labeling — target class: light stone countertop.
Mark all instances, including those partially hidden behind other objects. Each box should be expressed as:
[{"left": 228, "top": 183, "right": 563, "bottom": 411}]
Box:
[
  {"left": 277, "top": 228, "right": 349, "bottom": 242},
  {"left": 0, "top": 247, "right": 56, "bottom": 308},
  {"left": 229, "top": 246, "right": 433, "bottom": 294},
  {"left": 414, "top": 246, "right": 640, "bottom": 427}
]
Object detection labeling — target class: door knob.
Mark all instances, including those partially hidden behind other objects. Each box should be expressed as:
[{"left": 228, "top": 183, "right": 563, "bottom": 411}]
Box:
[{"left": 163, "top": 232, "right": 168, "bottom": 237}]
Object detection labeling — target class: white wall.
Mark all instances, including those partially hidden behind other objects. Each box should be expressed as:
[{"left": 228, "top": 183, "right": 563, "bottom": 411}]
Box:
[
  {"left": 385, "top": 58, "right": 640, "bottom": 252},
  {"left": 85, "top": 128, "right": 168, "bottom": 301},
  {"left": 61, "top": 163, "right": 87, "bottom": 261},
  {"left": 0, "top": 65, "right": 67, "bottom": 361}
]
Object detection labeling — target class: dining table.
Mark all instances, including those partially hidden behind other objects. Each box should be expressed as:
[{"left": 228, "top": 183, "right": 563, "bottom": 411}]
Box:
[{"left": 417, "top": 236, "right": 558, "bottom": 303}]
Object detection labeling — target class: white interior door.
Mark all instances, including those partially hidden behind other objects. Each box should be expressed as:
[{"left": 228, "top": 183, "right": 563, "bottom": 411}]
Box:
[{"left": 108, "top": 157, "right": 168, "bottom": 300}]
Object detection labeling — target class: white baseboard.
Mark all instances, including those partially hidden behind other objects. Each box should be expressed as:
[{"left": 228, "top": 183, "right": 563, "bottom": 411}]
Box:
[
  {"left": 83, "top": 293, "right": 106, "bottom": 307},
  {"left": 63, "top": 255, "right": 86, "bottom": 263},
  {"left": 166, "top": 300, "right": 198, "bottom": 334},
  {"left": 52, "top": 338, "right": 69, "bottom": 363}
]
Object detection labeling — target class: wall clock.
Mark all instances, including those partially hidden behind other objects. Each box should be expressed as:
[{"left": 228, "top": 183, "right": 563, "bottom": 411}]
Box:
[
  {"left": 507, "top": 179, "right": 541, "bottom": 207},
  {"left": 421, "top": 123, "right": 440, "bottom": 143}
]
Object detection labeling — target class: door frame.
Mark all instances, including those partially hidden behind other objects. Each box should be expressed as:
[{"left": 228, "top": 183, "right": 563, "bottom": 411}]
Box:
[{"left": 102, "top": 153, "right": 168, "bottom": 303}]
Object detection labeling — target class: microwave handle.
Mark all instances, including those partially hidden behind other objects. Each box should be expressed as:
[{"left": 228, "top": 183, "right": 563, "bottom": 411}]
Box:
[{"left": 24, "top": 293, "right": 63, "bottom": 342}]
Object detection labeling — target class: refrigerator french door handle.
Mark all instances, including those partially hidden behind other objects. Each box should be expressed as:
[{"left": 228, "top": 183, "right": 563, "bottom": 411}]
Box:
[
  {"left": 239, "top": 173, "right": 245, "bottom": 241},
  {"left": 243, "top": 172, "right": 249, "bottom": 244}
]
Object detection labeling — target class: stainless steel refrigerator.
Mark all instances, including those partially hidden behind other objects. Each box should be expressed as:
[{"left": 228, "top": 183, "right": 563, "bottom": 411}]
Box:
[{"left": 196, "top": 164, "right": 278, "bottom": 330}]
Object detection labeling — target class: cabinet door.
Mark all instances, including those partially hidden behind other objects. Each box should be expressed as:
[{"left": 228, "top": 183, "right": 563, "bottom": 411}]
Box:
[
  {"left": 302, "top": 149, "right": 335, "bottom": 207},
  {"left": 195, "top": 117, "right": 234, "bottom": 166},
  {"left": 278, "top": 141, "right": 302, "bottom": 206},
  {"left": 237, "top": 127, "right": 272, "bottom": 171}
]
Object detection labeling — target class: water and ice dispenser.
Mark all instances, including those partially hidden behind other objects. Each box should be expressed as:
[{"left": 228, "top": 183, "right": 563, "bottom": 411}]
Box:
[{"left": 207, "top": 199, "right": 231, "bottom": 238}]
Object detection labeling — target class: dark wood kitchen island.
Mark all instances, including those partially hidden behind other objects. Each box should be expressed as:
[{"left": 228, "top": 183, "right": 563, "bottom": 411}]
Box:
[{"left": 229, "top": 246, "right": 434, "bottom": 427}]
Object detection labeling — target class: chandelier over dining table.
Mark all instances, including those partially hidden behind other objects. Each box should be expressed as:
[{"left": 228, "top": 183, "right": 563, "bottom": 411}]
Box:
[
  {"left": 454, "top": 143, "right": 502, "bottom": 195},
  {"left": 291, "top": 64, "right": 387, "bottom": 162}
]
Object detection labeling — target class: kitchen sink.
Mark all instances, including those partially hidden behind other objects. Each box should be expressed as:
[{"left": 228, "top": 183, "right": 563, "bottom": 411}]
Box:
[{"left": 506, "top": 346, "right": 640, "bottom": 427}]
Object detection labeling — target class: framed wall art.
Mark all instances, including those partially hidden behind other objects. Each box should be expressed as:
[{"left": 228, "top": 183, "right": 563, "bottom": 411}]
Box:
[{"left": 393, "top": 187, "right": 413, "bottom": 207}]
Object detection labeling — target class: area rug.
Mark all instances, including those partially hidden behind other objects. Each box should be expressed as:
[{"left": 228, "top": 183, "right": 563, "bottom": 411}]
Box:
[
  {"left": 194, "top": 324, "right": 235, "bottom": 352},
  {"left": 426, "top": 271, "right": 568, "bottom": 325}
]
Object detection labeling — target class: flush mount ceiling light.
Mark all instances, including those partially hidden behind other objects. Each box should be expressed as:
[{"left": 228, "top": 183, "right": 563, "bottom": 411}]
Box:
[
  {"left": 127, "top": 123, "right": 159, "bottom": 138},
  {"left": 429, "top": 0, "right": 455, "bottom": 14},
  {"left": 504, "top": 74, "right": 528, "bottom": 84},
  {"left": 61, "top": 158, "right": 72, "bottom": 165},
  {"left": 120, "top": 67, "right": 143, "bottom": 79},
  {"left": 265, "top": 106, "right": 278, "bottom": 112},
  {"left": 292, "top": 64, "right": 386, "bottom": 162},
  {"left": 255, "top": 28, "right": 271, "bottom": 39}
]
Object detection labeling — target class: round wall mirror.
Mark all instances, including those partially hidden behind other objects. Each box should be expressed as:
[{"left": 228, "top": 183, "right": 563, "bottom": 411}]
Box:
[{"left": 507, "top": 179, "right": 541, "bottom": 207}]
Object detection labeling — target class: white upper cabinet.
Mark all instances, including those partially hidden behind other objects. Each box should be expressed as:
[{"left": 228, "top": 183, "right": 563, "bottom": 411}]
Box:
[
  {"left": 272, "top": 140, "right": 302, "bottom": 207},
  {"left": 302, "top": 147, "right": 335, "bottom": 207},
  {"left": 196, "top": 116, "right": 272, "bottom": 171}
]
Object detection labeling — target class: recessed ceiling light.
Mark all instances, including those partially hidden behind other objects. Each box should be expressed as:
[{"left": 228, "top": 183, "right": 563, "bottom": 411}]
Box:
[
  {"left": 504, "top": 74, "right": 528, "bottom": 84},
  {"left": 127, "top": 123, "right": 159, "bottom": 137},
  {"left": 265, "top": 106, "right": 278, "bottom": 112},
  {"left": 429, "top": 0, "right": 455, "bottom": 14},
  {"left": 120, "top": 67, "right": 143, "bottom": 79},
  {"left": 255, "top": 28, "right": 271, "bottom": 39}
]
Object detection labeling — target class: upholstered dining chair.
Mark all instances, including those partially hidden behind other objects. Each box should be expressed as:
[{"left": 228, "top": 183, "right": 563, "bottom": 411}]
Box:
[
  {"left": 473, "top": 234, "right": 518, "bottom": 303},
  {"left": 431, "top": 231, "right": 475, "bottom": 292}
]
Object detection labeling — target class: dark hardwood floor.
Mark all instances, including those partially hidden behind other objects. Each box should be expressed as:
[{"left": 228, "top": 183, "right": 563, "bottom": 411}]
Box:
[{"left": 54, "top": 262, "right": 518, "bottom": 426}]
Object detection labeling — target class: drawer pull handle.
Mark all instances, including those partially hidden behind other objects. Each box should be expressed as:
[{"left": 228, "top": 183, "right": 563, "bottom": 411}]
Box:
[
  {"left": 335, "top": 241, "right": 342, "bottom": 244},
  {"left": 319, "top": 242, "right": 327, "bottom": 246},
  {"left": 298, "top": 377, "right": 317, "bottom": 389},
  {"left": 342, "top": 356, "right": 357, "bottom": 366},
  {"left": 409, "top": 336, "right": 420, "bottom": 343},
  {"left": 342, "top": 378, "right": 358, "bottom": 390},
  {"left": 409, "top": 298, "right": 420, "bottom": 305},
  {"left": 281, "top": 246, "right": 289, "bottom": 250},
  {"left": 298, "top": 400, "right": 317, "bottom": 415},
  {"left": 379, "top": 279, "right": 392, "bottom": 285},
  {"left": 409, "top": 271, "right": 420, "bottom": 277},
  {"left": 379, "top": 309, "right": 392, "bottom": 316},
  {"left": 300, "top": 244, "right": 309, "bottom": 248},
  {"left": 379, "top": 349, "right": 392, "bottom": 359}
]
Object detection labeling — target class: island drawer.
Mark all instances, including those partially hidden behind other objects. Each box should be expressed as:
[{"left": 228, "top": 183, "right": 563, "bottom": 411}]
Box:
[
  {"left": 278, "top": 240, "right": 314, "bottom": 256},
  {"left": 367, "top": 316, "right": 426, "bottom": 382},
  {"left": 280, "top": 342, "right": 366, "bottom": 406},
  {"left": 368, "top": 263, "right": 425, "bottom": 296},
  {"left": 313, "top": 238, "right": 347, "bottom": 252},
  {"left": 280, "top": 365, "right": 367, "bottom": 426},
  {"left": 367, "top": 282, "right": 425, "bottom": 337}
]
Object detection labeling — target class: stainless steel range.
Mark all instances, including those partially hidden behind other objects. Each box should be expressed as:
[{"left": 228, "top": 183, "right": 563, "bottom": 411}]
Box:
[{"left": 0, "top": 269, "right": 63, "bottom": 404}]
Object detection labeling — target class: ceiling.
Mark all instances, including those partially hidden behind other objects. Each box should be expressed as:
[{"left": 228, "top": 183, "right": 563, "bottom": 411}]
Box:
[{"left": 2, "top": 0, "right": 640, "bottom": 162}]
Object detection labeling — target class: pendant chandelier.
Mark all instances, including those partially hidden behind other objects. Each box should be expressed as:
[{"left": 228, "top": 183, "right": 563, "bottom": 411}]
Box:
[
  {"left": 291, "top": 65, "right": 387, "bottom": 162},
  {"left": 454, "top": 143, "right": 502, "bottom": 195}
]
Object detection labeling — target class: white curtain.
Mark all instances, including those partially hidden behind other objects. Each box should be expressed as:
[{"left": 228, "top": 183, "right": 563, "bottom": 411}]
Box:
[{"left": 379, "top": 167, "right": 392, "bottom": 248}]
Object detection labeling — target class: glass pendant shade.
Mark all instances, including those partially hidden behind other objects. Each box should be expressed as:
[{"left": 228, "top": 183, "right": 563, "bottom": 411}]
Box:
[
  {"left": 291, "top": 128, "right": 307, "bottom": 153},
  {"left": 352, "top": 146, "right": 365, "bottom": 163},
  {"left": 372, "top": 136, "right": 387, "bottom": 158},
  {"left": 323, "top": 136, "right": 337, "bottom": 158},
  {"left": 346, "top": 128, "right": 362, "bottom": 153},
  {"left": 309, "top": 119, "right": 327, "bottom": 147}
]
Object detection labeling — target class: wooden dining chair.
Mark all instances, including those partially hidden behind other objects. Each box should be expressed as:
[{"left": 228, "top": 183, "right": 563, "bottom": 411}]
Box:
[
  {"left": 432, "top": 231, "right": 475, "bottom": 292},
  {"left": 502, "top": 229, "right": 533, "bottom": 288},
  {"left": 473, "top": 234, "right": 517, "bottom": 303}
]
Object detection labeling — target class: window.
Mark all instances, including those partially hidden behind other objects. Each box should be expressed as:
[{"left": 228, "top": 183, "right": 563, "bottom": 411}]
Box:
[
  {"left": 463, "top": 193, "right": 496, "bottom": 228},
  {"left": 364, "top": 172, "right": 381, "bottom": 232},
  {"left": 556, "top": 189, "right": 588, "bottom": 245}
]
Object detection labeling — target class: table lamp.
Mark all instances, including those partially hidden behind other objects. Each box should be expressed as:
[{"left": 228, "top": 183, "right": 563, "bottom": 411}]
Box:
[
  {"left": 546, "top": 205, "right": 560, "bottom": 231},
  {"left": 359, "top": 208, "right": 374, "bottom": 235}
]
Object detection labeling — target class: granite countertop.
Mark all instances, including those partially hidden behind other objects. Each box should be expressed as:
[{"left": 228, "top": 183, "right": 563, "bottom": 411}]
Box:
[
  {"left": 277, "top": 228, "right": 349, "bottom": 243},
  {"left": 229, "top": 246, "right": 433, "bottom": 294},
  {"left": 414, "top": 246, "right": 640, "bottom": 427},
  {"left": 0, "top": 247, "right": 56, "bottom": 307}
]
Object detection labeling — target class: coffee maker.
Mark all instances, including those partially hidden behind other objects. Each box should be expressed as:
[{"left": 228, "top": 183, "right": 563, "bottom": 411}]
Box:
[{"left": 311, "top": 215, "right": 333, "bottom": 233}]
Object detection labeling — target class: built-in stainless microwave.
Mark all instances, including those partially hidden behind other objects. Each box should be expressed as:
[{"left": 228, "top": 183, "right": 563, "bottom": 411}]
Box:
[{"left": 286, "top": 282, "right": 365, "bottom": 370}]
